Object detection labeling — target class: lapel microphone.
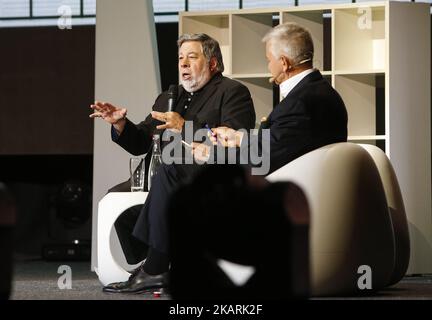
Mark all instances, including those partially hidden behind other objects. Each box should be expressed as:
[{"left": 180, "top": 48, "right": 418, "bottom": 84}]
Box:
[
  {"left": 269, "top": 58, "right": 313, "bottom": 83},
  {"left": 167, "top": 84, "right": 178, "bottom": 112}
]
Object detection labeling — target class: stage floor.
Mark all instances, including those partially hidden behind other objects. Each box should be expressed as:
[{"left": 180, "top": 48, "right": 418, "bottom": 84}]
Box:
[
  {"left": 10, "top": 260, "right": 169, "bottom": 300},
  {"left": 10, "top": 260, "right": 432, "bottom": 300}
]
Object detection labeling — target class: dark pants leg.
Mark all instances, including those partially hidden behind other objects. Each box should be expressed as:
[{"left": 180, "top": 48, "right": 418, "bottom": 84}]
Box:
[
  {"left": 132, "top": 163, "right": 206, "bottom": 255},
  {"left": 111, "top": 164, "right": 182, "bottom": 265},
  {"left": 132, "top": 164, "right": 178, "bottom": 255},
  {"left": 113, "top": 163, "right": 205, "bottom": 274},
  {"left": 114, "top": 205, "right": 148, "bottom": 264}
]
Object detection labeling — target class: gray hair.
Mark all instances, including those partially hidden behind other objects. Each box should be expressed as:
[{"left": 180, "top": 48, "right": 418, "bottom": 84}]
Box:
[
  {"left": 177, "top": 33, "right": 225, "bottom": 73},
  {"left": 262, "top": 22, "right": 314, "bottom": 67}
]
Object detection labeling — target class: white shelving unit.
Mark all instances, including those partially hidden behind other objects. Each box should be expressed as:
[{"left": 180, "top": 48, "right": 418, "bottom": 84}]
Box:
[{"left": 179, "top": 1, "right": 432, "bottom": 274}]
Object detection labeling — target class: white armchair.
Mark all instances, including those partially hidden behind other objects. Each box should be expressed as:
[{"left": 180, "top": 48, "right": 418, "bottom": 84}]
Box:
[
  {"left": 95, "top": 192, "right": 148, "bottom": 286},
  {"left": 267, "top": 142, "right": 409, "bottom": 296}
]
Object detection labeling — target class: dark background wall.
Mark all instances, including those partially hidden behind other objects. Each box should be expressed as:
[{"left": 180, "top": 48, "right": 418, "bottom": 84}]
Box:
[
  {"left": 0, "top": 22, "right": 178, "bottom": 158},
  {"left": 0, "top": 22, "right": 178, "bottom": 257},
  {"left": 156, "top": 22, "right": 179, "bottom": 91},
  {"left": 0, "top": 26, "right": 95, "bottom": 155}
]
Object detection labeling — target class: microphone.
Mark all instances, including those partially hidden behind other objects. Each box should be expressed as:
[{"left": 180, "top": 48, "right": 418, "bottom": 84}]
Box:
[
  {"left": 269, "top": 73, "right": 282, "bottom": 84},
  {"left": 167, "top": 85, "right": 178, "bottom": 112},
  {"left": 269, "top": 58, "right": 313, "bottom": 83}
]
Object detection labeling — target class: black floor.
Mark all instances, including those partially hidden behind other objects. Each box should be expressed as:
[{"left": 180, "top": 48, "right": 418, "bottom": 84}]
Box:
[
  {"left": 10, "top": 260, "right": 432, "bottom": 300},
  {"left": 10, "top": 260, "right": 169, "bottom": 300}
]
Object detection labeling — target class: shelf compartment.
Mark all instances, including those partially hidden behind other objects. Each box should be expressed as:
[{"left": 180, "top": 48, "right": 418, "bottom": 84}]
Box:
[
  {"left": 333, "top": 6, "right": 385, "bottom": 72},
  {"left": 233, "top": 76, "right": 274, "bottom": 126},
  {"left": 334, "top": 70, "right": 384, "bottom": 75},
  {"left": 335, "top": 73, "right": 385, "bottom": 137},
  {"left": 231, "top": 13, "right": 275, "bottom": 75},
  {"left": 281, "top": 10, "right": 331, "bottom": 72},
  {"left": 229, "top": 73, "right": 272, "bottom": 79},
  {"left": 180, "top": 14, "right": 231, "bottom": 74},
  {"left": 348, "top": 135, "right": 386, "bottom": 141}
]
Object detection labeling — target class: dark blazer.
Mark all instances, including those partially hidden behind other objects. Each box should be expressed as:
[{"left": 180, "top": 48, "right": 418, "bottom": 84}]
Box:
[
  {"left": 113, "top": 73, "right": 256, "bottom": 156},
  {"left": 257, "top": 69, "right": 348, "bottom": 174},
  {"left": 109, "top": 73, "right": 256, "bottom": 189}
]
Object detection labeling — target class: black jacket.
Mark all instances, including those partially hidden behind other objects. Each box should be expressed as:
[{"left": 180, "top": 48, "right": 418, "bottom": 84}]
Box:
[
  {"left": 110, "top": 73, "right": 256, "bottom": 188},
  {"left": 262, "top": 69, "right": 348, "bottom": 174},
  {"left": 112, "top": 72, "right": 256, "bottom": 156}
]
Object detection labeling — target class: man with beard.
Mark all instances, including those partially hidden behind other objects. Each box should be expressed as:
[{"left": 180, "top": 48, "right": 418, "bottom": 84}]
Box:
[{"left": 90, "top": 33, "right": 256, "bottom": 293}]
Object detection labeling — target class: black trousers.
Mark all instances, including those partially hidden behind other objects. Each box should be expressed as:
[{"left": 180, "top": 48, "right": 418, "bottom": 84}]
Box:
[
  {"left": 113, "top": 205, "right": 147, "bottom": 264},
  {"left": 113, "top": 163, "right": 205, "bottom": 264}
]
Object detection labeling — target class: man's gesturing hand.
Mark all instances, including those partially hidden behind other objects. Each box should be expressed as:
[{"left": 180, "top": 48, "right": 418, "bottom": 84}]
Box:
[
  {"left": 89, "top": 101, "right": 127, "bottom": 125},
  {"left": 151, "top": 111, "right": 185, "bottom": 132}
]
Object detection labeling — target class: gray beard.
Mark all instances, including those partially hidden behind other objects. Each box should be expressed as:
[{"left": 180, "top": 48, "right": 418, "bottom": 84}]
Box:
[{"left": 180, "top": 71, "right": 211, "bottom": 93}]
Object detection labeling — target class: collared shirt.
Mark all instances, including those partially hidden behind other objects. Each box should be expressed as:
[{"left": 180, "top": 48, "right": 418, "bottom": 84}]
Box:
[
  {"left": 178, "top": 90, "right": 195, "bottom": 116},
  {"left": 279, "top": 68, "right": 315, "bottom": 99}
]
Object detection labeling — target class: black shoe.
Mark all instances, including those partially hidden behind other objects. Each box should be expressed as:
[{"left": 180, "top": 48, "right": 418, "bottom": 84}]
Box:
[
  {"left": 103, "top": 266, "right": 168, "bottom": 294},
  {"left": 102, "top": 264, "right": 142, "bottom": 290}
]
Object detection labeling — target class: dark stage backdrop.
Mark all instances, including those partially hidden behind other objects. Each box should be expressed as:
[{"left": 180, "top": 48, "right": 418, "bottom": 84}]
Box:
[
  {"left": 156, "top": 22, "right": 179, "bottom": 92},
  {"left": 0, "top": 22, "right": 178, "bottom": 157},
  {"left": 0, "top": 22, "right": 178, "bottom": 257},
  {"left": 0, "top": 25, "right": 95, "bottom": 155}
]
